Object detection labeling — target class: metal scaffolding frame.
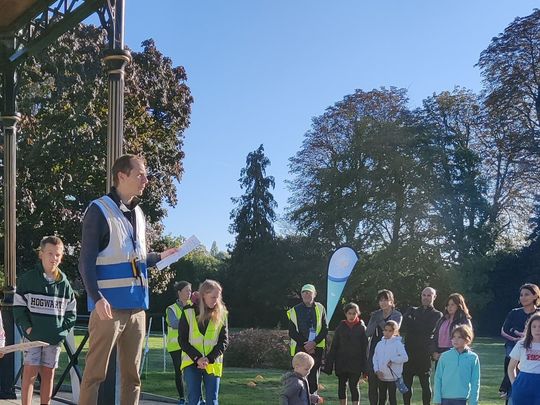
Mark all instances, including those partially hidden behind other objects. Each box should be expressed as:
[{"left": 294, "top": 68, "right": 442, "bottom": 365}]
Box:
[{"left": 0, "top": 0, "right": 130, "bottom": 402}]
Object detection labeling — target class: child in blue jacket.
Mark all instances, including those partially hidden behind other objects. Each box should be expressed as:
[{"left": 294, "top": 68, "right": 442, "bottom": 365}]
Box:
[{"left": 434, "top": 324, "right": 480, "bottom": 405}]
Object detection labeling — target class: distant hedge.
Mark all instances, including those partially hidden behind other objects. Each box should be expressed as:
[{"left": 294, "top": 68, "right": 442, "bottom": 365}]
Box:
[{"left": 225, "top": 329, "right": 291, "bottom": 369}]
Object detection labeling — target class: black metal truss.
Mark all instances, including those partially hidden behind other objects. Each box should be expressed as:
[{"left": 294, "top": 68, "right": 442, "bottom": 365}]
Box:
[
  {"left": 96, "top": 0, "right": 121, "bottom": 50},
  {"left": 0, "top": 0, "right": 108, "bottom": 66}
]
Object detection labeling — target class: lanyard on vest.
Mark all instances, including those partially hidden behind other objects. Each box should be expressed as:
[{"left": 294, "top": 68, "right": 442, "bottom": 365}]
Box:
[{"left": 99, "top": 197, "right": 143, "bottom": 285}]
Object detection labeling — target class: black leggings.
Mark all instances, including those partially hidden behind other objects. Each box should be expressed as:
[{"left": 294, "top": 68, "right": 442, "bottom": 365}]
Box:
[
  {"left": 500, "top": 355, "right": 511, "bottom": 390},
  {"left": 402, "top": 369, "right": 431, "bottom": 405},
  {"left": 368, "top": 370, "right": 379, "bottom": 404},
  {"left": 306, "top": 350, "right": 323, "bottom": 394},
  {"left": 169, "top": 349, "right": 185, "bottom": 399},
  {"left": 378, "top": 380, "right": 397, "bottom": 405},
  {"left": 337, "top": 373, "right": 361, "bottom": 401}
]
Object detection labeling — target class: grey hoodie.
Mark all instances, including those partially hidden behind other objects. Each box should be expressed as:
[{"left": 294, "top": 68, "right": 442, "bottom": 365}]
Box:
[{"left": 280, "top": 371, "right": 319, "bottom": 405}]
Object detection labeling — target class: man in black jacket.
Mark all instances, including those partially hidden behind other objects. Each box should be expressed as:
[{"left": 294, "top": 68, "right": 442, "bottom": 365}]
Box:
[{"left": 400, "top": 287, "right": 442, "bottom": 405}]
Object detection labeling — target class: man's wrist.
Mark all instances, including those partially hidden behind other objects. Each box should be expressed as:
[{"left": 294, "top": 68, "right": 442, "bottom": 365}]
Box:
[{"left": 91, "top": 291, "right": 105, "bottom": 304}]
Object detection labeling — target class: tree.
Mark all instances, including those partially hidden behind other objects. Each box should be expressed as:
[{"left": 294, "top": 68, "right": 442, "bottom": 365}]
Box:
[
  {"left": 209, "top": 241, "right": 228, "bottom": 260},
  {"left": 288, "top": 88, "right": 440, "bottom": 252},
  {"left": 287, "top": 87, "right": 454, "bottom": 307},
  {"left": 225, "top": 145, "right": 279, "bottom": 326},
  {"left": 419, "top": 88, "right": 493, "bottom": 261},
  {"left": 0, "top": 24, "right": 193, "bottom": 284},
  {"left": 222, "top": 234, "right": 326, "bottom": 328},
  {"left": 210, "top": 241, "right": 220, "bottom": 257},
  {"left": 477, "top": 11, "right": 540, "bottom": 243},
  {"left": 477, "top": 9, "right": 540, "bottom": 138},
  {"left": 229, "top": 144, "right": 277, "bottom": 252}
]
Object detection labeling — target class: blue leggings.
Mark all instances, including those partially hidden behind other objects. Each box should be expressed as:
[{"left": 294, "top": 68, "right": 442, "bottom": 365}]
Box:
[{"left": 512, "top": 371, "right": 540, "bottom": 405}]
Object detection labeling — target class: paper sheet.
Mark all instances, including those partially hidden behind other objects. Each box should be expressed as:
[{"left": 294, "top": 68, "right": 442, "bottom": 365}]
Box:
[
  {"left": 155, "top": 235, "right": 202, "bottom": 271},
  {"left": 0, "top": 340, "right": 49, "bottom": 354}
]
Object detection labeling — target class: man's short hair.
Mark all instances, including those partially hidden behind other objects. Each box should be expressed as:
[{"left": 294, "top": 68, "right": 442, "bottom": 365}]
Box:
[
  {"left": 40, "top": 236, "right": 64, "bottom": 251},
  {"left": 292, "top": 352, "right": 314, "bottom": 369},
  {"left": 112, "top": 154, "right": 145, "bottom": 187},
  {"left": 423, "top": 287, "right": 437, "bottom": 295}
]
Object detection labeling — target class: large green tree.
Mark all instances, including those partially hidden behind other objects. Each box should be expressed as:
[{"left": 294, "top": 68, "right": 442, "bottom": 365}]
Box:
[
  {"left": 288, "top": 87, "right": 417, "bottom": 250},
  {"left": 478, "top": 9, "right": 540, "bottom": 137},
  {"left": 0, "top": 24, "right": 193, "bottom": 283},
  {"left": 288, "top": 87, "right": 451, "bottom": 306},
  {"left": 226, "top": 144, "right": 280, "bottom": 326},
  {"left": 286, "top": 86, "right": 512, "bottom": 309},
  {"left": 477, "top": 10, "right": 540, "bottom": 245},
  {"left": 229, "top": 144, "right": 277, "bottom": 252},
  {"left": 420, "top": 88, "right": 493, "bottom": 261}
]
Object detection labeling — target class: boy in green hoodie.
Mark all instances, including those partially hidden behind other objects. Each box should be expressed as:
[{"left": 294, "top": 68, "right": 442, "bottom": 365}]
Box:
[{"left": 14, "top": 236, "right": 77, "bottom": 405}]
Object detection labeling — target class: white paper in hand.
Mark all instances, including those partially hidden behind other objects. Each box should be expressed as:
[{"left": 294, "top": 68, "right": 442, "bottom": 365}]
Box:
[
  {"left": 155, "top": 235, "right": 201, "bottom": 271},
  {"left": 0, "top": 340, "right": 49, "bottom": 354}
]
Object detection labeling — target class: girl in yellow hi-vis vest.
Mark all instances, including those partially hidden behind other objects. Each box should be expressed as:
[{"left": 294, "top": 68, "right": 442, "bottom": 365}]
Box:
[
  {"left": 165, "top": 281, "right": 192, "bottom": 405},
  {"left": 179, "top": 279, "right": 228, "bottom": 405}
]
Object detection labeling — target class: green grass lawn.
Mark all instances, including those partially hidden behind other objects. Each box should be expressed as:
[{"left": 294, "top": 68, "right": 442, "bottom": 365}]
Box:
[{"left": 55, "top": 333, "right": 507, "bottom": 404}]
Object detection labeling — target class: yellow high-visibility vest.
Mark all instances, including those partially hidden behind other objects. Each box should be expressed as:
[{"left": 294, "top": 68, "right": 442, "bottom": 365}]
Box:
[
  {"left": 180, "top": 308, "right": 227, "bottom": 377},
  {"left": 287, "top": 302, "right": 326, "bottom": 356},
  {"left": 165, "top": 302, "right": 184, "bottom": 353}
]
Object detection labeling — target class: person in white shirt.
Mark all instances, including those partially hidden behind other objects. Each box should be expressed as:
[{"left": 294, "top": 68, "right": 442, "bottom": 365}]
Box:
[
  {"left": 373, "top": 320, "right": 408, "bottom": 405},
  {"left": 508, "top": 313, "right": 540, "bottom": 405}
]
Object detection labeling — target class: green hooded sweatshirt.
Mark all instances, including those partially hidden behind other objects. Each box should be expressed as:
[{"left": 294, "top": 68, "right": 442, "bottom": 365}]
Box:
[{"left": 13, "top": 263, "right": 77, "bottom": 345}]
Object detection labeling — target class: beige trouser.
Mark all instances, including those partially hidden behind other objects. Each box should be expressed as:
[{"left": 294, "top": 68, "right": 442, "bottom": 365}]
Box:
[{"left": 79, "top": 309, "right": 146, "bottom": 405}]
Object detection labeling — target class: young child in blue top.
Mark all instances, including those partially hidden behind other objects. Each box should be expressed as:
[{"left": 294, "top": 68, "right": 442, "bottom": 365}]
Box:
[{"left": 434, "top": 324, "right": 480, "bottom": 405}]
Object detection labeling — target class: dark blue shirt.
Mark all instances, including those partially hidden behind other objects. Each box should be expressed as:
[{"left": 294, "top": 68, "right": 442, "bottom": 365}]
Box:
[
  {"left": 288, "top": 302, "right": 328, "bottom": 347},
  {"left": 502, "top": 307, "right": 540, "bottom": 348}
]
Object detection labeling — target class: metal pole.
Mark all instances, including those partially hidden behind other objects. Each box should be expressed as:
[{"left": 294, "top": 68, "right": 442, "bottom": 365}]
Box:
[
  {"left": 162, "top": 316, "right": 166, "bottom": 372},
  {"left": 140, "top": 316, "right": 152, "bottom": 374},
  {"left": 103, "top": 0, "right": 130, "bottom": 189},
  {"left": 98, "top": 3, "right": 130, "bottom": 402},
  {"left": 0, "top": 36, "right": 20, "bottom": 400},
  {"left": 66, "top": 330, "right": 80, "bottom": 403},
  {"left": 103, "top": 48, "right": 130, "bottom": 188}
]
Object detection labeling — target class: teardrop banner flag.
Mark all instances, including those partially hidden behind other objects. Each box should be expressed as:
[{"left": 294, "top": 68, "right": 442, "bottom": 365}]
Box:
[{"left": 326, "top": 246, "right": 359, "bottom": 322}]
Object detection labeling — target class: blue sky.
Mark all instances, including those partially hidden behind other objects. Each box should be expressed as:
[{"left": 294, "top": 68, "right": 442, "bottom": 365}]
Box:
[{"left": 115, "top": 1, "right": 538, "bottom": 251}]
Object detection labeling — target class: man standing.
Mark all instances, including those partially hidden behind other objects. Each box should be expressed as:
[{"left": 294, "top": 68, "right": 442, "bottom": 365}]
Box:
[
  {"left": 400, "top": 287, "right": 443, "bottom": 405},
  {"left": 287, "top": 284, "right": 328, "bottom": 394},
  {"left": 78, "top": 154, "right": 177, "bottom": 405}
]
